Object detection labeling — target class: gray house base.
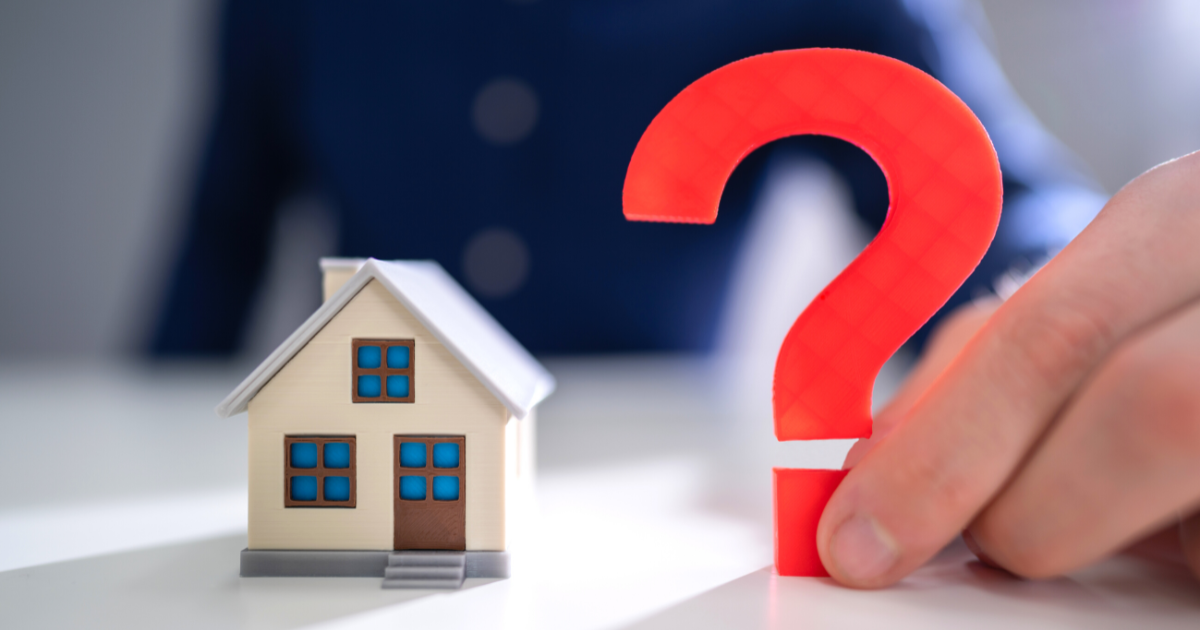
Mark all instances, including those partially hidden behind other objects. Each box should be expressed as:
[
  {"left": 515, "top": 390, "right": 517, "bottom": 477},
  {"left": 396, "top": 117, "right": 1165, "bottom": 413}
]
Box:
[{"left": 240, "top": 549, "right": 509, "bottom": 581}]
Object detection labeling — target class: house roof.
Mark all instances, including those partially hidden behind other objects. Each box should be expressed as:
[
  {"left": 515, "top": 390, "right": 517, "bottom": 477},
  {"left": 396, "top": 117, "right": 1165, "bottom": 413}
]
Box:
[{"left": 216, "top": 258, "right": 556, "bottom": 419}]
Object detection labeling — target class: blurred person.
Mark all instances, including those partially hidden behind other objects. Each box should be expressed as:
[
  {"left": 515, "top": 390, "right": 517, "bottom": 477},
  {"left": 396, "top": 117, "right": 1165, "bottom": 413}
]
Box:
[{"left": 148, "top": 0, "right": 1100, "bottom": 358}]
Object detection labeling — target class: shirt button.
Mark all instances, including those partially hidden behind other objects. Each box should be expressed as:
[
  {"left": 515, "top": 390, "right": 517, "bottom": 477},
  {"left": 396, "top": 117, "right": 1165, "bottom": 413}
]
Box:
[
  {"left": 471, "top": 77, "right": 540, "bottom": 145},
  {"left": 462, "top": 227, "right": 531, "bottom": 298}
]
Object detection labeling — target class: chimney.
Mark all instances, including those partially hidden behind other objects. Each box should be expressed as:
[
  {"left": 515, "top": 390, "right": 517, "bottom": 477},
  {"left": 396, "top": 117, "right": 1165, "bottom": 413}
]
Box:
[{"left": 319, "top": 257, "right": 367, "bottom": 302}]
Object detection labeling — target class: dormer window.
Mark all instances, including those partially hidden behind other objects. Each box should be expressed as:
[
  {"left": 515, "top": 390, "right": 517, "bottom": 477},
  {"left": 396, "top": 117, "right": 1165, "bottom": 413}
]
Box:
[{"left": 352, "top": 339, "right": 415, "bottom": 402}]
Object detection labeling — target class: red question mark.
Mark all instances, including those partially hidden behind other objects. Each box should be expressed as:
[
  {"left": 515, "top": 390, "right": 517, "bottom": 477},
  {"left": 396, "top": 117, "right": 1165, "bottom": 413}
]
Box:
[{"left": 623, "top": 49, "right": 1002, "bottom": 576}]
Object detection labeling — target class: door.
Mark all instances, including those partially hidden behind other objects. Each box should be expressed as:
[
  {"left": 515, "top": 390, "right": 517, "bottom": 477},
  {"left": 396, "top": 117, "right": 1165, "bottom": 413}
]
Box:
[{"left": 393, "top": 435, "right": 465, "bottom": 550}]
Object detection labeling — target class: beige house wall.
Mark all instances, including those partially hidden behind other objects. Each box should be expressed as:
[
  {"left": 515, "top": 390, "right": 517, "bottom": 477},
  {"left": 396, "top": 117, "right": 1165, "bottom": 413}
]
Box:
[
  {"left": 504, "top": 408, "right": 536, "bottom": 553},
  {"left": 246, "top": 279, "right": 509, "bottom": 551},
  {"left": 322, "top": 267, "right": 356, "bottom": 302}
]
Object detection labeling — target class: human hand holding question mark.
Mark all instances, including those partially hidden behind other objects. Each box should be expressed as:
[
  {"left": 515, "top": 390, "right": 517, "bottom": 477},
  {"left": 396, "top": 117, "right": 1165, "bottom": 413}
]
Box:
[{"left": 623, "top": 48, "right": 1002, "bottom": 577}]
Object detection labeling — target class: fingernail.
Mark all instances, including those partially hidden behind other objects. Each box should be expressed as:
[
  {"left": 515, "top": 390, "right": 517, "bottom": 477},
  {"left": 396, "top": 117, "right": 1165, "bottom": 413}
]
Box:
[{"left": 831, "top": 515, "right": 900, "bottom": 582}]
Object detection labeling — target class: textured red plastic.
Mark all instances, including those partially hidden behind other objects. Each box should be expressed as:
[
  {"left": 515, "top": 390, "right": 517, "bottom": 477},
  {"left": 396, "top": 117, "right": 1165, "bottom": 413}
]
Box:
[
  {"left": 623, "top": 49, "right": 1002, "bottom": 577},
  {"left": 774, "top": 468, "right": 848, "bottom": 576}
]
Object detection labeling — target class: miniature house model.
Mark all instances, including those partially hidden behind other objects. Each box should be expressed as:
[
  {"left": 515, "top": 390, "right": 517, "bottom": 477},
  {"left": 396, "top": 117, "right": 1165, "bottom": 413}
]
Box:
[{"left": 217, "top": 258, "right": 555, "bottom": 588}]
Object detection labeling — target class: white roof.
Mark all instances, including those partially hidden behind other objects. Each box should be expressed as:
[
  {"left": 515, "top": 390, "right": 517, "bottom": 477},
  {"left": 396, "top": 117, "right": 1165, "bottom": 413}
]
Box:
[{"left": 217, "top": 258, "right": 556, "bottom": 419}]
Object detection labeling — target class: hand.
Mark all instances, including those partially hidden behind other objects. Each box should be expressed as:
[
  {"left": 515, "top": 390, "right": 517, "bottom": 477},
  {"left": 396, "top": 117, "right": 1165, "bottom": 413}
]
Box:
[{"left": 818, "top": 150, "right": 1200, "bottom": 587}]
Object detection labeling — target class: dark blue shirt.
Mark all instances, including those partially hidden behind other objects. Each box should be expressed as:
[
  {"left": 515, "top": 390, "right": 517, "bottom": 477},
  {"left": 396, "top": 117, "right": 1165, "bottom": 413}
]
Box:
[{"left": 151, "top": 0, "right": 1097, "bottom": 356}]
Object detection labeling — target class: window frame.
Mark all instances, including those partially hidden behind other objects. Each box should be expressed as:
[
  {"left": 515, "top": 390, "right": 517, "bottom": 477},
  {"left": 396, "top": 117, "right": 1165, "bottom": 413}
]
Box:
[
  {"left": 394, "top": 435, "right": 465, "bottom": 504},
  {"left": 284, "top": 436, "right": 357, "bottom": 508},
  {"left": 352, "top": 338, "right": 415, "bottom": 403}
]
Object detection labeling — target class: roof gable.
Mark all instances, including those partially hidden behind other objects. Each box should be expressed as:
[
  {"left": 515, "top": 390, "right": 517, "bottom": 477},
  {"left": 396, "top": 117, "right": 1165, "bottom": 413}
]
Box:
[{"left": 216, "top": 259, "right": 555, "bottom": 419}]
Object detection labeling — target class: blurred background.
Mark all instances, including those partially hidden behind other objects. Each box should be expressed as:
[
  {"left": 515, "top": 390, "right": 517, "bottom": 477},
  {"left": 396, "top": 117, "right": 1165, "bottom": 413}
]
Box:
[
  {"left": 3, "top": 5, "right": 1200, "bottom": 624},
  {"left": 2, "top": 0, "right": 1199, "bottom": 364},
  {"left": 1, "top": 0, "right": 1197, "bottom": 362}
]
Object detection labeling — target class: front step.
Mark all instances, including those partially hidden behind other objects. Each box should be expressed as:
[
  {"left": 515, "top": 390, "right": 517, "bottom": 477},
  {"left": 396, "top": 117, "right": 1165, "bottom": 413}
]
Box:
[{"left": 381, "top": 551, "right": 465, "bottom": 589}]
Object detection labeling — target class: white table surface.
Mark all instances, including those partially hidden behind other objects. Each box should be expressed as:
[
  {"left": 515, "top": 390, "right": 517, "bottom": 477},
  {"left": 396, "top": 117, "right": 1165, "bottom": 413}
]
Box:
[{"left": 1, "top": 356, "right": 1198, "bottom": 629}]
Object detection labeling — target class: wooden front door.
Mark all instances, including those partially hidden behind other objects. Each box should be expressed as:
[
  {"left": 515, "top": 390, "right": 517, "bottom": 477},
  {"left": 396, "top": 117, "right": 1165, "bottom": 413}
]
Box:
[{"left": 393, "top": 435, "right": 466, "bottom": 550}]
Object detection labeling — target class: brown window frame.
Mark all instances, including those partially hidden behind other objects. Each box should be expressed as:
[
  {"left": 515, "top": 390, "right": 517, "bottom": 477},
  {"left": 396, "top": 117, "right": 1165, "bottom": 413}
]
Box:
[
  {"left": 284, "top": 436, "right": 357, "bottom": 508},
  {"left": 394, "top": 435, "right": 465, "bottom": 502},
  {"left": 352, "top": 338, "right": 415, "bottom": 403}
]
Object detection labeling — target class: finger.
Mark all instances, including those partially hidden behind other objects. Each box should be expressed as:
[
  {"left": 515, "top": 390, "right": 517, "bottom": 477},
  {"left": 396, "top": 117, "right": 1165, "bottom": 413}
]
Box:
[
  {"left": 1120, "top": 523, "right": 1186, "bottom": 565},
  {"left": 817, "top": 151, "right": 1200, "bottom": 588},
  {"left": 844, "top": 298, "right": 999, "bottom": 468},
  {"left": 966, "top": 297, "right": 1200, "bottom": 577},
  {"left": 1182, "top": 512, "right": 1200, "bottom": 580}
]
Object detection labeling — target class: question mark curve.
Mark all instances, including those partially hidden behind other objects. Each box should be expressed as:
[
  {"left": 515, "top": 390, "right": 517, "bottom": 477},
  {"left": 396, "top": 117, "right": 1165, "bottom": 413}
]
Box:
[{"left": 623, "top": 48, "right": 1003, "bottom": 576}]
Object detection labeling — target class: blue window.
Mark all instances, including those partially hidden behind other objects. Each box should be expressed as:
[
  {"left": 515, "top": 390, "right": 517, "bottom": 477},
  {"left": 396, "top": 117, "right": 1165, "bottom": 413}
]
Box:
[
  {"left": 395, "top": 437, "right": 463, "bottom": 506},
  {"left": 432, "top": 443, "right": 459, "bottom": 468},
  {"left": 400, "top": 442, "right": 426, "bottom": 468},
  {"left": 387, "top": 345, "right": 410, "bottom": 368},
  {"left": 290, "top": 442, "right": 318, "bottom": 468},
  {"left": 291, "top": 476, "right": 318, "bottom": 501},
  {"left": 353, "top": 339, "right": 414, "bottom": 402},
  {"left": 432, "top": 476, "right": 459, "bottom": 501},
  {"left": 324, "top": 476, "right": 351, "bottom": 502},
  {"left": 357, "top": 345, "right": 382, "bottom": 368},
  {"left": 286, "top": 437, "right": 356, "bottom": 507},
  {"left": 400, "top": 476, "right": 427, "bottom": 500},
  {"left": 324, "top": 442, "right": 350, "bottom": 468},
  {"left": 387, "top": 375, "right": 410, "bottom": 398},
  {"left": 357, "top": 375, "right": 381, "bottom": 398}
]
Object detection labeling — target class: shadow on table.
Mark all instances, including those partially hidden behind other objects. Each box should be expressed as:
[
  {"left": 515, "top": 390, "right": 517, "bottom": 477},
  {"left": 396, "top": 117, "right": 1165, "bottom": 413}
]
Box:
[
  {"left": 0, "top": 534, "right": 502, "bottom": 630},
  {"left": 621, "top": 541, "right": 1200, "bottom": 630}
]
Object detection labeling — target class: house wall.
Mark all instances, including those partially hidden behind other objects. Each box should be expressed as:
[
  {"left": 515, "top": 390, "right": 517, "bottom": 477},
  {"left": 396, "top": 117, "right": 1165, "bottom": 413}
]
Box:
[
  {"left": 322, "top": 267, "right": 356, "bottom": 302},
  {"left": 247, "top": 279, "right": 510, "bottom": 551},
  {"left": 504, "top": 407, "right": 536, "bottom": 554}
]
